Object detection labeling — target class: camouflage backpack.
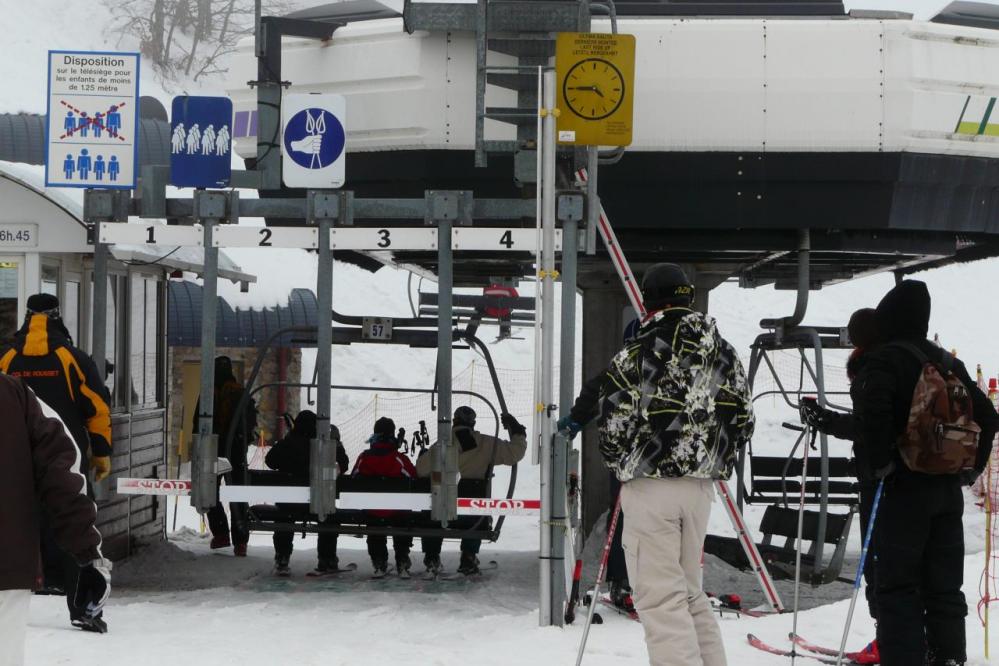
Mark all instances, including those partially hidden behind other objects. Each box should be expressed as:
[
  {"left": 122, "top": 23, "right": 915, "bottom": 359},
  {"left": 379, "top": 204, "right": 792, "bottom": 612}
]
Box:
[{"left": 892, "top": 343, "right": 980, "bottom": 474}]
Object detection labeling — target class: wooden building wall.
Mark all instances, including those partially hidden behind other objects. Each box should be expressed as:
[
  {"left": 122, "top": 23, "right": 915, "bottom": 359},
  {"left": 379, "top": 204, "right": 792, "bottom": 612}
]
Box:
[{"left": 97, "top": 409, "right": 167, "bottom": 560}]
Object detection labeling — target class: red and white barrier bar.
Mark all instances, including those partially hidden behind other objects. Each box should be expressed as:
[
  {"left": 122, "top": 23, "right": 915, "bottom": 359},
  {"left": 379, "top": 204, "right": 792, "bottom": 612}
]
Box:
[
  {"left": 116, "top": 479, "right": 540, "bottom": 515},
  {"left": 117, "top": 478, "right": 191, "bottom": 496}
]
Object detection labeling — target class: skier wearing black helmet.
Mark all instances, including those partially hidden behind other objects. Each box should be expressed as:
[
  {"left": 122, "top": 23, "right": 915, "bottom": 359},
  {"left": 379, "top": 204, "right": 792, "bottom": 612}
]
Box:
[
  {"left": 415, "top": 405, "right": 527, "bottom": 575},
  {"left": 597, "top": 263, "right": 754, "bottom": 666}
]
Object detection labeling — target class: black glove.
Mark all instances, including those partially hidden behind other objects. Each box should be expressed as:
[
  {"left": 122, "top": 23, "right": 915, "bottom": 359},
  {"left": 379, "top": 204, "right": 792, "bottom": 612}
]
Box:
[
  {"left": 501, "top": 413, "right": 526, "bottom": 436},
  {"left": 74, "top": 559, "right": 111, "bottom": 621},
  {"left": 799, "top": 401, "right": 835, "bottom": 434},
  {"left": 960, "top": 468, "right": 982, "bottom": 487}
]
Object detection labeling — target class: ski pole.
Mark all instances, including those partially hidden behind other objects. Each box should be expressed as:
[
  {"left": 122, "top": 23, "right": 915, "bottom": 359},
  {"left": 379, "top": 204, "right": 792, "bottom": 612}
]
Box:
[
  {"left": 836, "top": 478, "right": 885, "bottom": 666},
  {"left": 790, "top": 424, "right": 816, "bottom": 663},
  {"left": 575, "top": 491, "right": 624, "bottom": 666},
  {"left": 565, "top": 469, "right": 583, "bottom": 624}
]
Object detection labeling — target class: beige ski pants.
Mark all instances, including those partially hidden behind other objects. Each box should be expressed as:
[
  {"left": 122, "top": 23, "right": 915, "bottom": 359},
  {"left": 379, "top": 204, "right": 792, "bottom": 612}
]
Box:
[
  {"left": 621, "top": 476, "right": 726, "bottom": 666},
  {"left": 0, "top": 589, "right": 30, "bottom": 666}
]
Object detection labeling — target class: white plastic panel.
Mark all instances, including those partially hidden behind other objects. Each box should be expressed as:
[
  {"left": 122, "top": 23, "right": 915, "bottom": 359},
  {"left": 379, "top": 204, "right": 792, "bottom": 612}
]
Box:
[
  {"left": 226, "top": 15, "right": 999, "bottom": 159},
  {"left": 213, "top": 225, "right": 319, "bottom": 249},
  {"left": 451, "top": 227, "right": 561, "bottom": 252},
  {"left": 100, "top": 223, "right": 203, "bottom": 247},
  {"left": 884, "top": 21, "right": 999, "bottom": 156},
  {"left": 764, "top": 21, "right": 884, "bottom": 151},
  {"left": 631, "top": 20, "right": 766, "bottom": 151},
  {"left": 331, "top": 227, "right": 437, "bottom": 250}
]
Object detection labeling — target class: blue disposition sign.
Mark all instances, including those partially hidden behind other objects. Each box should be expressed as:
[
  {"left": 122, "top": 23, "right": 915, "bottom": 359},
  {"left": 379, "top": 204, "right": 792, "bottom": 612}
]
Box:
[{"left": 170, "top": 95, "right": 232, "bottom": 188}]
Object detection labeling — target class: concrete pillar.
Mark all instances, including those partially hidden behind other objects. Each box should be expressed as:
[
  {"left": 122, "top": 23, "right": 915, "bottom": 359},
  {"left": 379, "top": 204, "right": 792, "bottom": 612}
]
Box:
[{"left": 579, "top": 275, "right": 630, "bottom": 538}]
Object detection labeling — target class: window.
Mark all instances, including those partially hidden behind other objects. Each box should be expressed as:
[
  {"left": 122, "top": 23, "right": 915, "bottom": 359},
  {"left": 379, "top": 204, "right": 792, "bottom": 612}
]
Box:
[
  {"left": 0, "top": 261, "right": 19, "bottom": 345},
  {"left": 130, "top": 273, "right": 161, "bottom": 407},
  {"left": 64, "top": 280, "right": 80, "bottom": 344},
  {"left": 41, "top": 264, "right": 59, "bottom": 298},
  {"left": 90, "top": 273, "right": 127, "bottom": 411}
]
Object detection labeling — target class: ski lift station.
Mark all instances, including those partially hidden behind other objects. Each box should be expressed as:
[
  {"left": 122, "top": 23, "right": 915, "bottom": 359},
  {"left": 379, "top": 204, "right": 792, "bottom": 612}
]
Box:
[{"left": 18, "top": 0, "right": 999, "bottom": 629}]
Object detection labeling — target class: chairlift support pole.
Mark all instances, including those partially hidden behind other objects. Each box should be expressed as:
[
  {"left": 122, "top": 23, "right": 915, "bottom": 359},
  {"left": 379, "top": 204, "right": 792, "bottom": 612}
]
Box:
[
  {"left": 192, "top": 190, "right": 227, "bottom": 513},
  {"left": 433, "top": 208, "right": 457, "bottom": 525},
  {"left": 539, "top": 69, "right": 558, "bottom": 626},
  {"left": 309, "top": 191, "right": 337, "bottom": 520}
]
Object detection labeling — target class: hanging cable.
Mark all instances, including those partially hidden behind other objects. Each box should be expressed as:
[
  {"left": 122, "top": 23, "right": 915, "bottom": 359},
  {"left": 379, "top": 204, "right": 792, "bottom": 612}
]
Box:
[{"left": 122, "top": 246, "right": 182, "bottom": 266}]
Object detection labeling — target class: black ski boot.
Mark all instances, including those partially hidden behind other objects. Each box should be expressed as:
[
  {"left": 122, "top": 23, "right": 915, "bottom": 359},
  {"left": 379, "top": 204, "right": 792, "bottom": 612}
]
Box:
[
  {"left": 609, "top": 579, "right": 635, "bottom": 612},
  {"left": 313, "top": 557, "right": 339, "bottom": 575},
  {"left": 371, "top": 558, "right": 389, "bottom": 578},
  {"left": 72, "top": 614, "right": 108, "bottom": 633},
  {"left": 396, "top": 554, "right": 412, "bottom": 579},
  {"left": 457, "top": 552, "right": 480, "bottom": 576},
  {"left": 273, "top": 553, "right": 291, "bottom": 577}
]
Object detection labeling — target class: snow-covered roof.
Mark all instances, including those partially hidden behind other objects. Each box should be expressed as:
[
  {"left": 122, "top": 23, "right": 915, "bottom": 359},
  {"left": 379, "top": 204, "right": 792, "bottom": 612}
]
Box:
[{"left": 0, "top": 160, "right": 255, "bottom": 284}]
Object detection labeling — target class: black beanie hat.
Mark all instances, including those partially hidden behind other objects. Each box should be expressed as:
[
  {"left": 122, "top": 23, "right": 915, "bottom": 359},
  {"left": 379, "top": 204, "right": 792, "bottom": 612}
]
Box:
[
  {"left": 875, "top": 280, "right": 931, "bottom": 341},
  {"left": 374, "top": 417, "right": 396, "bottom": 438},
  {"left": 26, "top": 293, "right": 60, "bottom": 316},
  {"left": 641, "top": 263, "right": 694, "bottom": 310},
  {"left": 847, "top": 308, "right": 880, "bottom": 349},
  {"left": 293, "top": 410, "right": 318, "bottom": 439},
  {"left": 454, "top": 406, "right": 477, "bottom": 428}
]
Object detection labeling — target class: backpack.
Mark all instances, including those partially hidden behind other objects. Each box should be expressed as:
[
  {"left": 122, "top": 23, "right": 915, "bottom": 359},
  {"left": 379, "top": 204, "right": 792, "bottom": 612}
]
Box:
[{"left": 891, "top": 343, "right": 980, "bottom": 474}]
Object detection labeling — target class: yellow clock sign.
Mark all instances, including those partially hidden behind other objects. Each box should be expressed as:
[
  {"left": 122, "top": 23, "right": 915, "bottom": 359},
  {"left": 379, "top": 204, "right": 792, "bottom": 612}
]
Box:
[{"left": 555, "top": 32, "right": 636, "bottom": 146}]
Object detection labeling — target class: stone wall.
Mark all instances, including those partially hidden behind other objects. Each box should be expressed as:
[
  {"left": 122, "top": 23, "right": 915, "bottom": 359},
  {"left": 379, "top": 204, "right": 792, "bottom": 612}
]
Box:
[{"left": 166, "top": 346, "right": 303, "bottom": 474}]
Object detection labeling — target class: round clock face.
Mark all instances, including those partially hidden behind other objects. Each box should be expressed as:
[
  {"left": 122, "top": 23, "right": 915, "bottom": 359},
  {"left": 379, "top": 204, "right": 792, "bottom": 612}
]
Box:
[{"left": 562, "top": 58, "right": 626, "bottom": 121}]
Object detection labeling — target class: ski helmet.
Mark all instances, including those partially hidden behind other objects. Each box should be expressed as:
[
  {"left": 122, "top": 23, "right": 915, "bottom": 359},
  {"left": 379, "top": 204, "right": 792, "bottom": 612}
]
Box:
[
  {"left": 454, "top": 406, "right": 477, "bottom": 428},
  {"left": 641, "top": 263, "right": 694, "bottom": 311}
]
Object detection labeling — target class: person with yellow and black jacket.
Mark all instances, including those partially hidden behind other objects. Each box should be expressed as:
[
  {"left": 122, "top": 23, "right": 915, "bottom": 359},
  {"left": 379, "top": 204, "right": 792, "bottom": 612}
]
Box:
[
  {"left": 0, "top": 293, "right": 112, "bottom": 633},
  {"left": 0, "top": 294, "right": 112, "bottom": 479}
]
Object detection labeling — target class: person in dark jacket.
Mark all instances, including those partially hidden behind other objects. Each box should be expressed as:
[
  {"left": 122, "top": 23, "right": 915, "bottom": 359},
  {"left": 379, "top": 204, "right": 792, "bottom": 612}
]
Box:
[
  {"left": 264, "top": 410, "right": 349, "bottom": 575},
  {"left": 800, "top": 307, "right": 883, "bottom": 660},
  {"left": 192, "top": 356, "right": 258, "bottom": 556},
  {"left": 352, "top": 417, "right": 418, "bottom": 577},
  {"left": 0, "top": 293, "right": 112, "bottom": 631},
  {"left": 0, "top": 372, "right": 110, "bottom": 659},
  {"left": 853, "top": 280, "right": 998, "bottom": 666}
]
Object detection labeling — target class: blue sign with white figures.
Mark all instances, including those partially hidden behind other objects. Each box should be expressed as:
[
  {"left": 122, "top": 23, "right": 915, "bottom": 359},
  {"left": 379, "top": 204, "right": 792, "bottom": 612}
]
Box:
[{"left": 170, "top": 95, "right": 232, "bottom": 188}]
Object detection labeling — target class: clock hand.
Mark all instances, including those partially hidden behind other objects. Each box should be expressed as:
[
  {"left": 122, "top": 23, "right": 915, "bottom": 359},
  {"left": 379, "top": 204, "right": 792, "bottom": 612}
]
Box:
[{"left": 567, "top": 85, "right": 598, "bottom": 92}]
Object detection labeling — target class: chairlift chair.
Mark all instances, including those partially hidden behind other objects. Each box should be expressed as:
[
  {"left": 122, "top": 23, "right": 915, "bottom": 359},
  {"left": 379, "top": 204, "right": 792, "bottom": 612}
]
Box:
[{"left": 220, "top": 291, "right": 537, "bottom": 544}]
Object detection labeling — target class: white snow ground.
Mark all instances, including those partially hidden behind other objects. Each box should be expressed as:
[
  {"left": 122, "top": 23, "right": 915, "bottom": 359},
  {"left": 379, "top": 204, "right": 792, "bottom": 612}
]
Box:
[{"left": 6, "top": 2, "right": 999, "bottom": 664}]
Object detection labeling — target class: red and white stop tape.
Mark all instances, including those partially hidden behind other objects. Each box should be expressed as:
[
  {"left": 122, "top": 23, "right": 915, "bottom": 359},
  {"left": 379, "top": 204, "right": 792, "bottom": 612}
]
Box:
[{"left": 117, "top": 478, "right": 192, "bottom": 496}]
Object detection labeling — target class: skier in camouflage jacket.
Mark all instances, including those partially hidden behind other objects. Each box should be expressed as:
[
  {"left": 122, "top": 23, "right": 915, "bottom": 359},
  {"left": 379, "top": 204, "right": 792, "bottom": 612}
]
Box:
[
  {"left": 596, "top": 263, "right": 753, "bottom": 666},
  {"left": 598, "top": 283, "right": 754, "bottom": 484}
]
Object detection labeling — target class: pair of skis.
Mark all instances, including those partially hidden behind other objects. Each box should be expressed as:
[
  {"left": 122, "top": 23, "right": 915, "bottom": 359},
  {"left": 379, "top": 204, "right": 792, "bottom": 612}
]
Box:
[
  {"left": 748, "top": 634, "right": 876, "bottom": 665},
  {"left": 428, "top": 560, "right": 499, "bottom": 581},
  {"left": 274, "top": 562, "right": 359, "bottom": 578}
]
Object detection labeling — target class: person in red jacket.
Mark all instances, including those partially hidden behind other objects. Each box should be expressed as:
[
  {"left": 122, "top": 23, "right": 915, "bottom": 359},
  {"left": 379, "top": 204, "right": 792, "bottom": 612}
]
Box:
[{"left": 351, "top": 417, "right": 417, "bottom": 577}]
